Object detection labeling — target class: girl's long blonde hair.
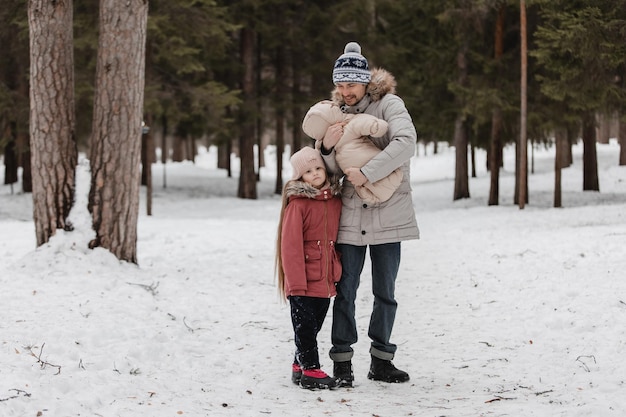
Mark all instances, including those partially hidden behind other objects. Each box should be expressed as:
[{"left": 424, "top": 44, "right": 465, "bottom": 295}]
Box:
[{"left": 274, "top": 180, "right": 293, "bottom": 302}]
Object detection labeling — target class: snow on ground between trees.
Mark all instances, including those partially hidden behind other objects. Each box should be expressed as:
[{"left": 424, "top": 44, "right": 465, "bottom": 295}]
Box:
[{"left": 1, "top": 141, "right": 625, "bottom": 416}]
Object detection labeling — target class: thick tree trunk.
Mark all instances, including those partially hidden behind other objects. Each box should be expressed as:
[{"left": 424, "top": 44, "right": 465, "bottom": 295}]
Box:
[
  {"left": 238, "top": 27, "right": 257, "bottom": 199},
  {"left": 88, "top": 0, "right": 148, "bottom": 263},
  {"left": 27, "top": 0, "right": 77, "bottom": 246},
  {"left": 581, "top": 113, "right": 599, "bottom": 191}
]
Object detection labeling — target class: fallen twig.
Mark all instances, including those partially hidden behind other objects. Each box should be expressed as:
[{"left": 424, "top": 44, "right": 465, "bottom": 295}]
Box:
[
  {"left": 485, "top": 395, "right": 515, "bottom": 403},
  {"left": 26, "top": 343, "right": 61, "bottom": 375},
  {"left": 576, "top": 355, "right": 596, "bottom": 372},
  {"left": 0, "top": 389, "right": 31, "bottom": 402},
  {"left": 183, "top": 316, "right": 196, "bottom": 333},
  {"left": 127, "top": 281, "right": 159, "bottom": 296}
]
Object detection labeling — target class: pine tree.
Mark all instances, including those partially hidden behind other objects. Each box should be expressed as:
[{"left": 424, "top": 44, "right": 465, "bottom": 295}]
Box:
[
  {"left": 27, "top": 0, "right": 77, "bottom": 245},
  {"left": 88, "top": 0, "right": 149, "bottom": 263}
]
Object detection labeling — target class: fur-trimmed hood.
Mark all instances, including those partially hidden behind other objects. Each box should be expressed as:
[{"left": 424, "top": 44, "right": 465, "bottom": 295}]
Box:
[
  {"left": 331, "top": 67, "right": 397, "bottom": 106},
  {"left": 284, "top": 175, "right": 342, "bottom": 201}
]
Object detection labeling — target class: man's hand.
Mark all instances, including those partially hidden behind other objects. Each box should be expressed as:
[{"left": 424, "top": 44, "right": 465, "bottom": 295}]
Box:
[
  {"left": 344, "top": 167, "right": 367, "bottom": 186},
  {"left": 322, "top": 122, "right": 346, "bottom": 150}
]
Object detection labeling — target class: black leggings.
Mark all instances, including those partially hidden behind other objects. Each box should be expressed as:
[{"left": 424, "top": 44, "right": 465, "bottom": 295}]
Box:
[{"left": 289, "top": 296, "right": 330, "bottom": 370}]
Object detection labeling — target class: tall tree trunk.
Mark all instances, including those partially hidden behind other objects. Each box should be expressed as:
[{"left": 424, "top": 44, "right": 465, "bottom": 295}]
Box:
[
  {"left": 274, "top": 44, "right": 286, "bottom": 195},
  {"left": 172, "top": 135, "right": 184, "bottom": 162},
  {"left": 488, "top": 108, "right": 502, "bottom": 205},
  {"left": 596, "top": 113, "right": 610, "bottom": 144},
  {"left": 619, "top": 116, "right": 626, "bottom": 166},
  {"left": 581, "top": 113, "right": 599, "bottom": 191},
  {"left": 256, "top": 35, "right": 263, "bottom": 182},
  {"left": 530, "top": 138, "right": 535, "bottom": 174},
  {"left": 28, "top": 0, "right": 77, "bottom": 246},
  {"left": 554, "top": 129, "right": 565, "bottom": 208},
  {"left": 291, "top": 47, "right": 303, "bottom": 153},
  {"left": 187, "top": 135, "right": 196, "bottom": 162},
  {"left": 518, "top": 0, "right": 528, "bottom": 209},
  {"left": 161, "top": 114, "right": 169, "bottom": 188},
  {"left": 3, "top": 124, "right": 18, "bottom": 186},
  {"left": 564, "top": 128, "right": 575, "bottom": 167},
  {"left": 88, "top": 0, "right": 148, "bottom": 263},
  {"left": 21, "top": 149, "right": 33, "bottom": 193},
  {"left": 453, "top": 115, "right": 469, "bottom": 200},
  {"left": 453, "top": 46, "right": 469, "bottom": 201},
  {"left": 217, "top": 106, "right": 233, "bottom": 177},
  {"left": 470, "top": 141, "right": 476, "bottom": 178},
  {"left": 238, "top": 27, "right": 257, "bottom": 199},
  {"left": 141, "top": 114, "right": 154, "bottom": 216},
  {"left": 488, "top": 4, "right": 505, "bottom": 206}
]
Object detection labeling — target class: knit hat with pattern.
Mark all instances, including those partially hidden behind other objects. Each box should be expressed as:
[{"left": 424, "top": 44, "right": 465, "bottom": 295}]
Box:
[
  {"left": 332, "top": 42, "right": 371, "bottom": 84},
  {"left": 290, "top": 146, "right": 325, "bottom": 180}
]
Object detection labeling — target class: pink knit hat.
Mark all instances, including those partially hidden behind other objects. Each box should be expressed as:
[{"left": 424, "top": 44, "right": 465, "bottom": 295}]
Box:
[{"left": 290, "top": 147, "right": 325, "bottom": 180}]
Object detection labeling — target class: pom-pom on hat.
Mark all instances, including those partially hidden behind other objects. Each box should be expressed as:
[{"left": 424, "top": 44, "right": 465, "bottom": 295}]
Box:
[
  {"left": 290, "top": 146, "right": 325, "bottom": 180},
  {"left": 332, "top": 42, "right": 371, "bottom": 84}
]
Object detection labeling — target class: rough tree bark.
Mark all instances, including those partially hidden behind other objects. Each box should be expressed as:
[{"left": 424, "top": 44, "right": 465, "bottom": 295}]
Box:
[
  {"left": 88, "top": 0, "right": 148, "bottom": 263},
  {"left": 27, "top": 0, "right": 77, "bottom": 246}
]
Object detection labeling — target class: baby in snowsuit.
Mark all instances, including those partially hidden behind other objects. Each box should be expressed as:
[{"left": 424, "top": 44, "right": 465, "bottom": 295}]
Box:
[{"left": 302, "top": 100, "right": 402, "bottom": 204}]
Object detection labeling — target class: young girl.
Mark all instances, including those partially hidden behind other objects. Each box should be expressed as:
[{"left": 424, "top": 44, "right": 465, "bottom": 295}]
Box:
[{"left": 275, "top": 146, "right": 342, "bottom": 390}]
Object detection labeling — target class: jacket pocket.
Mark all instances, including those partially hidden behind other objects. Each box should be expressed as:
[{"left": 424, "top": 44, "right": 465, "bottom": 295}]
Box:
[
  {"left": 378, "top": 192, "right": 415, "bottom": 228},
  {"left": 304, "top": 242, "right": 323, "bottom": 281}
]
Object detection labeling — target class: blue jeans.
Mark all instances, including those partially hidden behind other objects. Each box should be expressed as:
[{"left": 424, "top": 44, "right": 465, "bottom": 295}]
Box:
[{"left": 330, "top": 242, "right": 401, "bottom": 362}]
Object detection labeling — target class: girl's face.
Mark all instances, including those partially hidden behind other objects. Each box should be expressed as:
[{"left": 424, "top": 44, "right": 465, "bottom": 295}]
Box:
[{"left": 301, "top": 165, "right": 327, "bottom": 189}]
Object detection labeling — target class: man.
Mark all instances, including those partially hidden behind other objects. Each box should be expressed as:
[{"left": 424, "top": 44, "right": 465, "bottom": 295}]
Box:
[{"left": 314, "top": 42, "right": 420, "bottom": 387}]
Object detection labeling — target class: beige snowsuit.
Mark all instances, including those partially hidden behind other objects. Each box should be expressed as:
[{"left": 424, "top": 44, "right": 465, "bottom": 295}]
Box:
[{"left": 302, "top": 100, "right": 402, "bottom": 204}]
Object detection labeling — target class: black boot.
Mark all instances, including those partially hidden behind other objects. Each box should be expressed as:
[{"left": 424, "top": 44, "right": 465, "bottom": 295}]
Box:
[
  {"left": 300, "top": 369, "right": 338, "bottom": 390},
  {"left": 291, "top": 363, "right": 302, "bottom": 385},
  {"left": 367, "top": 356, "right": 410, "bottom": 383},
  {"left": 333, "top": 360, "right": 354, "bottom": 387}
]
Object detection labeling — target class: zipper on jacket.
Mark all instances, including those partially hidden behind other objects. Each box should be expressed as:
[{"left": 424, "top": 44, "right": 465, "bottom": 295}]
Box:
[{"left": 323, "top": 201, "right": 331, "bottom": 297}]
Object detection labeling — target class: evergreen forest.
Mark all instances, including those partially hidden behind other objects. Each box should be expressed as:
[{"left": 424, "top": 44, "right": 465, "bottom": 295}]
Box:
[{"left": 2, "top": 0, "right": 626, "bottom": 256}]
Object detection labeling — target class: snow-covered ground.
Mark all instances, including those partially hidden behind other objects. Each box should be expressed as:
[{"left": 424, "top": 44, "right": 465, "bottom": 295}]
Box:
[{"left": 1, "top": 140, "right": 625, "bottom": 416}]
